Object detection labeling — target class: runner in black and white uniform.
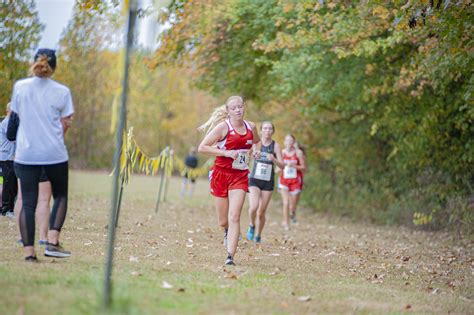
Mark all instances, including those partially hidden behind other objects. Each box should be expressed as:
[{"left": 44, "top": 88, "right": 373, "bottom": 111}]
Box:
[{"left": 246, "top": 122, "right": 284, "bottom": 243}]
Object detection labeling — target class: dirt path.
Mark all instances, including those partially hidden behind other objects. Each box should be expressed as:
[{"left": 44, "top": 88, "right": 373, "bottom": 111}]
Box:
[{"left": 0, "top": 171, "right": 472, "bottom": 314}]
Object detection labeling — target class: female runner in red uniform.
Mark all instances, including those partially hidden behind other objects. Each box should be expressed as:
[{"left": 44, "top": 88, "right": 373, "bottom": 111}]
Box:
[
  {"left": 279, "top": 134, "right": 305, "bottom": 230},
  {"left": 198, "top": 96, "right": 260, "bottom": 265}
]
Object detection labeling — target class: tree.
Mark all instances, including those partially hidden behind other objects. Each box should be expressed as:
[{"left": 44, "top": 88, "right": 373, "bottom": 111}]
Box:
[
  {"left": 55, "top": 2, "right": 121, "bottom": 167},
  {"left": 0, "top": 0, "right": 44, "bottom": 107},
  {"left": 154, "top": 0, "right": 473, "bottom": 232}
]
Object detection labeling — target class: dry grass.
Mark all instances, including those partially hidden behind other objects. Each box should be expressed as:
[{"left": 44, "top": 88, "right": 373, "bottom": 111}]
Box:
[{"left": 0, "top": 170, "right": 472, "bottom": 314}]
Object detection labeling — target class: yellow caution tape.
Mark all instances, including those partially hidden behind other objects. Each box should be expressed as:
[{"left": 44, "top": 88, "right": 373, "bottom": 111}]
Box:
[{"left": 118, "top": 127, "right": 212, "bottom": 185}]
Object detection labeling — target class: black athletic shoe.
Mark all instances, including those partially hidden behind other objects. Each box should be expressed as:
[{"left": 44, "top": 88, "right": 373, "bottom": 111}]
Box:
[
  {"left": 225, "top": 254, "right": 235, "bottom": 266},
  {"left": 5, "top": 211, "right": 14, "bottom": 219},
  {"left": 25, "top": 256, "right": 38, "bottom": 263},
  {"left": 45, "top": 242, "right": 71, "bottom": 258}
]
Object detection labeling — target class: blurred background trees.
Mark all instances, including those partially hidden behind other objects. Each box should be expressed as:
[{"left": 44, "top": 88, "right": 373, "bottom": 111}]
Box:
[
  {"left": 154, "top": 0, "right": 473, "bottom": 232},
  {"left": 1, "top": 0, "right": 472, "bottom": 233},
  {"left": 0, "top": 0, "right": 43, "bottom": 107}
]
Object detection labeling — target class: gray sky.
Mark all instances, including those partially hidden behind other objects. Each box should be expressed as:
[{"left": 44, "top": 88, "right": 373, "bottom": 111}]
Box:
[
  {"left": 36, "top": 0, "right": 75, "bottom": 49},
  {"left": 35, "top": 0, "right": 165, "bottom": 51}
]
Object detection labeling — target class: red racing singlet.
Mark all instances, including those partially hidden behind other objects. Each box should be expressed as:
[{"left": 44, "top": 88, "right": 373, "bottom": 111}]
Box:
[
  {"left": 281, "top": 150, "right": 302, "bottom": 180},
  {"left": 214, "top": 119, "right": 254, "bottom": 172}
]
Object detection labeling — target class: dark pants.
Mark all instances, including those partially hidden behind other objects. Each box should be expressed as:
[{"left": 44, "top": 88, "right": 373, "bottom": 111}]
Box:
[
  {"left": 0, "top": 160, "right": 18, "bottom": 213},
  {"left": 14, "top": 162, "right": 68, "bottom": 247}
]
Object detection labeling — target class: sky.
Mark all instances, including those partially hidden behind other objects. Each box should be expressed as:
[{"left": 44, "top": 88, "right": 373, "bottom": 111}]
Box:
[
  {"left": 36, "top": 0, "right": 76, "bottom": 49},
  {"left": 35, "top": 0, "right": 163, "bottom": 51}
]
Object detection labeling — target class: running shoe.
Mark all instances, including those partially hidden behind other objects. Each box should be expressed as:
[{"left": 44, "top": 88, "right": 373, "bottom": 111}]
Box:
[
  {"left": 290, "top": 212, "right": 297, "bottom": 224},
  {"left": 255, "top": 235, "right": 261, "bottom": 243},
  {"left": 38, "top": 239, "right": 48, "bottom": 246},
  {"left": 246, "top": 225, "right": 255, "bottom": 241},
  {"left": 225, "top": 254, "right": 235, "bottom": 266},
  {"left": 25, "top": 256, "right": 38, "bottom": 263},
  {"left": 5, "top": 211, "right": 14, "bottom": 219},
  {"left": 44, "top": 242, "right": 71, "bottom": 258}
]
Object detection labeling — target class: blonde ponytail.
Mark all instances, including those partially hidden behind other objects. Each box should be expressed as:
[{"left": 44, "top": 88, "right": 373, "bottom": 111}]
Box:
[
  {"left": 29, "top": 55, "right": 54, "bottom": 78},
  {"left": 198, "top": 104, "right": 228, "bottom": 134},
  {"left": 198, "top": 96, "right": 245, "bottom": 134}
]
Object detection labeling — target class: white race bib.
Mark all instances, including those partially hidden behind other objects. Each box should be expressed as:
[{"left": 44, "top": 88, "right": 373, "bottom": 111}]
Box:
[
  {"left": 232, "top": 150, "right": 250, "bottom": 170},
  {"left": 254, "top": 162, "right": 272, "bottom": 181},
  {"left": 283, "top": 166, "right": 297, "bottom": 179}
]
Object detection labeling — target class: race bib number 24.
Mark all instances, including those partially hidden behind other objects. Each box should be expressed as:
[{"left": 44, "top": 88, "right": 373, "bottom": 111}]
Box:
[{"left": 232, "top": 150, "right": 250, "bottom": 170}]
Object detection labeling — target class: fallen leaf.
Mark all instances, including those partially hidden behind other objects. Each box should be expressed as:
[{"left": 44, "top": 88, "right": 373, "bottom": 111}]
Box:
[
  {"left": 405, "top": 304, "right": 412, "bottom": 310},
  {"left": 162, "top": 281, "right": 173, "bottom": 289},
  {"left": 177, "top": 288, "right": 185, "bottom": 292},
  {"left": 224, "top": 273, "right": 238, "bottom": 280},
  {"left": 129, "top": 256, "right": 139, "bottom": 262},
  {"left": 298, "top": 296, "right": 311, "bottom": 302},
  {"left": 130, "top": 271, "right": 142, "bottom": 276}
]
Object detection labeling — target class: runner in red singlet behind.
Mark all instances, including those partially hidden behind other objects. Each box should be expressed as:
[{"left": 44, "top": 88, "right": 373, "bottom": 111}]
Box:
[
  {"left": 198, "top": 96, "right": 260, "bottom": 266},
  {"left": 279, "top": 134, "right": 305, "bottom": 230}
]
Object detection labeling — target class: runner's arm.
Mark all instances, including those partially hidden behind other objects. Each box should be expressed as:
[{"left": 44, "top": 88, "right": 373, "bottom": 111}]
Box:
[
  {"left": 271, "top": 142, "right": 285, "bottom": 169},
  {"left": 250, "top": 121, "right": 261, "bottom": 145},
  {"left": 198, "top": 122, "right": 237, "bottom": 159},
  {"left": 296, "top": 149, "right": 306, "bottom": 172}
]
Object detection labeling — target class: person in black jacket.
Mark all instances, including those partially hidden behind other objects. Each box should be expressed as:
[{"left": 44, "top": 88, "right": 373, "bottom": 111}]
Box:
[
  {"left": 180, "top": 147, "right": 198, "bottom": 197},
  {"left": 0, "top": 103, "right": 17, "bottom": 218}
]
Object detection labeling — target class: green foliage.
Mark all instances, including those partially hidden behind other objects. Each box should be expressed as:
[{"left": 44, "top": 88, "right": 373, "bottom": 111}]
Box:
[
  {"left": 0, "top": 0, "right": 44, "bottom": 107},
  {"left": 157, "top": 0, "right": 473, "bottom": 233}
]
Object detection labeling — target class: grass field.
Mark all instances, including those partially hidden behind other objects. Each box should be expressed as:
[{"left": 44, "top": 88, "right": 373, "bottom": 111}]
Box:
[{"left": 0, "top": 170, "right": 472, "bottom": 314}]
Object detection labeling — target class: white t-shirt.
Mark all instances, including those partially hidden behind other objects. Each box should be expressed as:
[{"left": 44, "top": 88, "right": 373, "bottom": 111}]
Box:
[{"left": 10, "top": 77, "right": 74, "bottom": 165}]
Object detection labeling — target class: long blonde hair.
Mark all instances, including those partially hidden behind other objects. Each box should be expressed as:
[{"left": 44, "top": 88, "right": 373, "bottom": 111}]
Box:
[
  {"left": 29, "top": 55, "right": 54, "bottom": 78},
  {"left": 198, "top": 96, "right": 244, "bottom": 134}
]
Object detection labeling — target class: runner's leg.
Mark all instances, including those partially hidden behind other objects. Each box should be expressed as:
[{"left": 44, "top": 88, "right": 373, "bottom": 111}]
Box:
[
  {"left": 256, "top": 190, "right": 272, "bottom": 238},
  {"left": 227, "top": 189, "right": 246, "bottom": 256}
]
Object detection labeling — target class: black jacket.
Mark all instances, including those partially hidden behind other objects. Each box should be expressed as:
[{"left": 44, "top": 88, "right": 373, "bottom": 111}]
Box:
[{"left": 7, "top": 111, "right": 19, "bottom": 141}]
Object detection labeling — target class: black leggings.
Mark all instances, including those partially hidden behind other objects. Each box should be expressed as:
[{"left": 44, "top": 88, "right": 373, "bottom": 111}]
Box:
[{"left": 14, "top": 162, "right": 68, "bottom": 247}]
